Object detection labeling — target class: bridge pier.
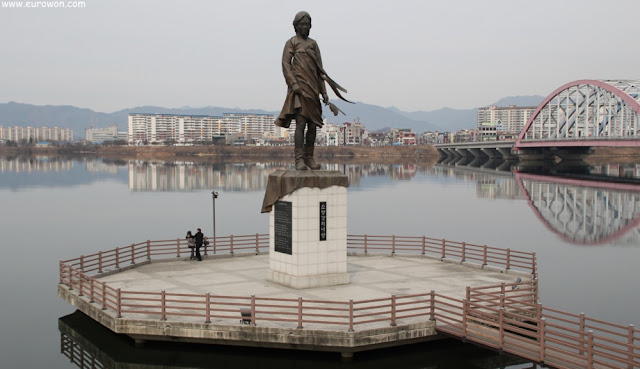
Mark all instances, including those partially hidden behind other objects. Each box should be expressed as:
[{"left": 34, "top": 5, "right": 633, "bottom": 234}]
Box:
[
  {"left": 554, "top": 147, "right": 592, "bottom": 162},
  {"left": 468, "top": 157, "right": 488, "bottom": 168},
  {"left": 514, "top": 148, "right": 556, "bottom": 162},
  {"left": 468, "top": 148, "right": 488, "bottom": 159},
  {"left": 480, "top": 147, "right": 502, "bottom": 159},
  {"left": 497, "top": 147, "right": 517, "bottom": 160},
  {"left": 455, "top": 148, "right": 472, "bottom": 158}
]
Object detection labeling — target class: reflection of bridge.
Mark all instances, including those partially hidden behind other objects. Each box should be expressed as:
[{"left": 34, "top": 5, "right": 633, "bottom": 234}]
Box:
[
  {"left": 515, "top": 172, "right": 640, "bottom": 245},
  {"left": 437, "top": 79, "right": 640, "bottom": 161}
]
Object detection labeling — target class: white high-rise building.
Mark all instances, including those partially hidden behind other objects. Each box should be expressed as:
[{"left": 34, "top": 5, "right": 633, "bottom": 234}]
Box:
[
  {"left": 477, "top": 105, "right": 537, "bottom": 140},
  {"left": 0, "top": 126, "right": 73, "bottom": 142},
  {"left": 127, "top": 113, "right": 281, "bottom": 144}
]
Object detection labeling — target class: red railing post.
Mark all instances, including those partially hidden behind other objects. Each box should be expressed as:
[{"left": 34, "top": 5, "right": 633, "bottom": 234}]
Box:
[
  {"left": 131, "top": 243, "right": 135, "bottom": 264},
  {"left": 499, "top": 294, "right": 505, "bottom": 350},
  {"left": 116, "top": 288, "right": 122, "bottom": 318},
  {"left": 506, "top": 248, "right": 511, "bottom": 270},
  {"left": 230, "top": 235, "right": 234, "bottom": 255},
  {"left": 441, "top": 238, "right": 446, "bottom": 259},
  {"left": 98, "top": 251, "right": 103, "bottom": 273},
  {"left": 146, "top": 240, "right": 151, "bottom": 260},
  {"left": 68, "top": 265, "right": 73, "bottom": 291},
  {"left": 421, "top": 236, "right": 426, "bottom": 255},
  {"left": 482, "top": 245, "right": 488, "bottom": 266},
  {"left": 579, "top": 312, "right": 586, "bottom": 355},
  {"left": 364, "top": 234, "right": 368, "bottom": 255},
  {"left": 161, "top": 290, "right": 167, "bottom": 321},
  {"left": 462, "top": 299, "right": 468, "bottom": 338},
  {"left": 205, "top": 293, "right": 211, "bottom": 324},
  {"left": 537, "top": 303, "right": 542, "bottom": 324},
  {"left": 115, "top": 247, "right": 120, "bottom": 269},
  {"left": 213, "top": 235, "right": 216, "bottom": 254},
  {"left": 59, "top": 260, "right": 63, "bottom": 285},
  {"left": 466, "top": 286, "right": 471, "bottom": 302},
  {"left": 176, "top": 238, "right": 181, "bottom": 258},
  {"left": 461, "top": 242, "right": 466, "bottom": 262},
  {"left": 540, "top": 317, "right": 546, "bottom": 363},
  {"left": 297, "top": 297, "right": 303, "bottom": 329},
  {"left": 250, "top": 294, "right": 256, "bottom": 325},
  {"left": 255, "top": 233, "right": 260, "bottom": 254},
  {"left": 80, "top": 255, "right": 84, "bottom": 272},
  {"left": 429, "top": 290, "right": 435, "bottom": 321},
  {"left": 78, "top": 274, "right": 83, "bottom": 297},
  {"left": 348, "top": 299, "right": 354, "bottom": 332},
  {"left": 391, "top": 235, "right": 396, "bottom": 255},
  {"left": 101, "top": 282, "right": 107, "bottom": 310},
  {"left": 391, "top": 295, "right": 397, "bottom": 326},
  {"left": 627, "top": 324, "right": 634, "bottom": 369},
  {"left": 532, "top": 252, "right": 537, "bottom": 277},
  {"left": 89, "top": 278, "right": 95, "bottom": 303},
  {"left": 587, "top": 330, "right": 594, "bottom": 369}
]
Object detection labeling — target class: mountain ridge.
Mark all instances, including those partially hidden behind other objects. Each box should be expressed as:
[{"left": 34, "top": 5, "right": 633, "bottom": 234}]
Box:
[{"left": 0, "top": 96, "right": 544, "bottom": 139}]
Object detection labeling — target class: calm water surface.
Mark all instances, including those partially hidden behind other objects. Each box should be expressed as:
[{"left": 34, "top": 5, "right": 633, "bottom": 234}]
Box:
[{"left": 1, "top": 156, "right": 639, "bottom": 369}]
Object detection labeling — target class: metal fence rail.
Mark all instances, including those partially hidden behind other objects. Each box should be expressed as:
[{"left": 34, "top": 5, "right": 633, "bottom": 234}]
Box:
[{"left": 346, "top": 234, "right": 537, "bottom": 276}]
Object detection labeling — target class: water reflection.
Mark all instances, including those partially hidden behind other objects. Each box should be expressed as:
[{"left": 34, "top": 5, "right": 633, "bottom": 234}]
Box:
[
  {"left": 59, "top": 310, "right": 532, "bottom": 369},
  {"left": 3, "top": 155, "right": 640, "bottom": 246},
  {"left": 127, "top": 161, "right": 423, "bottom": 191},
  {"left": 0, "top": 155, "right": 75, "bottom": 172},
  {"left": 515, "top": 172, "right": 640, "bottom": 246},
  {"left": 434, "top": 163, "right": 640, "bottom": 246}
]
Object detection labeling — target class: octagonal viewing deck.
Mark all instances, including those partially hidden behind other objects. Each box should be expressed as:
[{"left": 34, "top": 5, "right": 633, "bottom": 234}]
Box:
[{"left": 58, "top": 234, "right": 539, "bottom": 357}]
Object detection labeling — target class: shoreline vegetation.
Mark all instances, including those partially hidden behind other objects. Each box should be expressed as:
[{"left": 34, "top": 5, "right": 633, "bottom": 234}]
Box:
[
  {"left": 0, "top": 145, "right": 639, "bottom": 164},
  {"left": 0, "top": 145, "right": 440, "bottom": 165}
]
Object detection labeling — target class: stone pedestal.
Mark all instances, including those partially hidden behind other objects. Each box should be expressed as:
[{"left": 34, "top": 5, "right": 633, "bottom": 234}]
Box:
[{"left": 262, "top": 170, "right": 349, "bottom": 289}]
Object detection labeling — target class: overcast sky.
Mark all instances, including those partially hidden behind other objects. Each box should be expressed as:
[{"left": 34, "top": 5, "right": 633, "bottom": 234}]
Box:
[{"left": 1, "top": 0, "right": 639, "bottom": 113}]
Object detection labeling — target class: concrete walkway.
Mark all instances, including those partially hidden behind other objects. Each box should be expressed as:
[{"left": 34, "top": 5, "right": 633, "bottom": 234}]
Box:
[{"left": 98, "top": 253, "right": 527, "bottom": 303}]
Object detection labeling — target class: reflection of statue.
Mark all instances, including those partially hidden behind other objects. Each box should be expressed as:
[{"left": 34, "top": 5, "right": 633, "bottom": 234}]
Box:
[{"left": 275, "top": 11, "right": 351, "bottom": 170}]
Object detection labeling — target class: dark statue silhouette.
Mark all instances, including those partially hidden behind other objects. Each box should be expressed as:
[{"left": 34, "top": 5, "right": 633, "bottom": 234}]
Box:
[{"left": 275, "top": 11, "right": 352, "bottom": 170}]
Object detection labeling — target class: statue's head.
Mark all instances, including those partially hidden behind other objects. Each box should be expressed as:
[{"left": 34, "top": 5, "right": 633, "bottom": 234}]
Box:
[{"left": 293, "top": 11, "right": 311, "bottom": 37}]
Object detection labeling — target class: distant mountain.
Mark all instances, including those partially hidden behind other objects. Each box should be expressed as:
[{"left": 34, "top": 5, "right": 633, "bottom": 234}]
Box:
[
  {"left": 389, "top": 95, "right": 545, "bottom": 132},
  {"left": 0, "top": 95, "right": 545, "bottom": 138},
  {"left": 491, "top": 95, "right": 544, "bottom": 107},
  {"left": 321, "top": 100, "right": 441, "bottom": 132},
  {"left": 0, "top": 101, "right": 120, "bottom": 139},
  {"left": 390, "top": 107, "right": 477, "bottom": 132}
]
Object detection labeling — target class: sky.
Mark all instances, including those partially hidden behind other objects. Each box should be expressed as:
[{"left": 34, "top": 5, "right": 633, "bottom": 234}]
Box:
[{"left": 1, "top": 0, "right": 639, "bottom": 114}]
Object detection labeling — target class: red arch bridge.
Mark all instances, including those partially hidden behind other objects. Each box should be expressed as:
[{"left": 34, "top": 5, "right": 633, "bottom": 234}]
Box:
[{"left": 436, "top": 79, "right": 640, "bottom": 161}]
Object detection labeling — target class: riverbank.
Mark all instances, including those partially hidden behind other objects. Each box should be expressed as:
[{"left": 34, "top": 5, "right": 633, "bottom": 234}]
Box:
[
  {"left": 0, "top": 145, "right": 440, "bottom": 164},
  {"left": 1, "top": 145, "right": 639, "bottom": 164}
]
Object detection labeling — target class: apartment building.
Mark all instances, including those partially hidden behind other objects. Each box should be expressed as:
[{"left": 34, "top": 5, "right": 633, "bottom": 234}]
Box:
[
  {"left": 477, "top": 105, "right": 536, "bottom": 140},
  {"left": 0, "top": 126, "right": 73, "bottom": 142},
  {"left": 127, "top": 113, "right": 280, "bottom": 144}
]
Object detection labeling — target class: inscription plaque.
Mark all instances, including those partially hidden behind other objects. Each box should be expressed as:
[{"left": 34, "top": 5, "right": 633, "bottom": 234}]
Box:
[
  {"left": 320, "top": 201, "right": 327, "bottom": 241},
  {"left": 274, "top": 201, "right": 292, "bottom": 255}
]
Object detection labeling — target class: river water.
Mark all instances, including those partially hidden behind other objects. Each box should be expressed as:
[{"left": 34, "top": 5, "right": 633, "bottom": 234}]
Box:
[{"left": 1, "top": 155, "right": 639, "bottom": 369}]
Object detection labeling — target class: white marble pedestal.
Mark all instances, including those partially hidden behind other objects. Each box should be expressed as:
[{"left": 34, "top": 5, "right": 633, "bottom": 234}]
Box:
[{"left": 263, "top": 171, "right": 349, "bottom": 289}]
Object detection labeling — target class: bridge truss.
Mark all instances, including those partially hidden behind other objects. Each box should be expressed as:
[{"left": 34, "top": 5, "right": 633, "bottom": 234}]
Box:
[{"left": 516, "top": 80, "right": 640, "bottom": 148}]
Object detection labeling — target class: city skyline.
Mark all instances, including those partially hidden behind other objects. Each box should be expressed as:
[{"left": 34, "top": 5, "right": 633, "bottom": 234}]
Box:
[{"left": 1, "top": 0, "right": 638, "bottom": 114}]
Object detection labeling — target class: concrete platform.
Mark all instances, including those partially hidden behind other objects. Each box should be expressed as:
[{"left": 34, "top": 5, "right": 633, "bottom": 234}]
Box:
[{"left": 58, "top": 252, "right": 529, "bottom": 355}]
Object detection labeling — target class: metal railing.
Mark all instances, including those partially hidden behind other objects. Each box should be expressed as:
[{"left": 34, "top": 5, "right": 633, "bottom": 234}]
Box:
[
  {"left": 59, "top": 234, "right": 638, "bottom": 368},
  {"left": 347, "top": 234, "right": 537, "bottom": 277}
]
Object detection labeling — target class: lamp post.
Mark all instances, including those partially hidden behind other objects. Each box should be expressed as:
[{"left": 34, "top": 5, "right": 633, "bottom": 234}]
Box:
[{"left": 212, "top": 191, "right": 218, "bottom": 253}]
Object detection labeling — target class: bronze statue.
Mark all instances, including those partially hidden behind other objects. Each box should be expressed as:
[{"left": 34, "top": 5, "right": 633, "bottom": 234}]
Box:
[{"left": 275, "top": 11, "right": 352, "bottom": 170}]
